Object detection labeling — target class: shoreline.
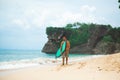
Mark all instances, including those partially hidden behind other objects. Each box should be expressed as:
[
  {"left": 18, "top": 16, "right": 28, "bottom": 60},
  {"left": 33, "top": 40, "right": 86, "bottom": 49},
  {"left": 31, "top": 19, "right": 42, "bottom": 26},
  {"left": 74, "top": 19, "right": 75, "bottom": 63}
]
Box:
[
  {"left": 0, "top": 53, "right": 120, "bottom": 80},
  {"left": 0, "top": 54, "right": 103, "bottom": 70}
]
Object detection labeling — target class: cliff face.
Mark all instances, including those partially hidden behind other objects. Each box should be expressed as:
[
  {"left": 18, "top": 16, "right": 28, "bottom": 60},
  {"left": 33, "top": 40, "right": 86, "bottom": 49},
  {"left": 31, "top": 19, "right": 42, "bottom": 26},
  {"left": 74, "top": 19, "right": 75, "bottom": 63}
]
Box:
[
  {"left": 69, "top": 25, "right": 110, "bottom": 54},
  {"left": 42, "top": 24, "right": 120, "bottom": 54},
  {"left": 42, "top": 40, "right": 58, "bottom": 53},
  {"left": 94, "top": 42, "right": 120, "bottom": 54}
]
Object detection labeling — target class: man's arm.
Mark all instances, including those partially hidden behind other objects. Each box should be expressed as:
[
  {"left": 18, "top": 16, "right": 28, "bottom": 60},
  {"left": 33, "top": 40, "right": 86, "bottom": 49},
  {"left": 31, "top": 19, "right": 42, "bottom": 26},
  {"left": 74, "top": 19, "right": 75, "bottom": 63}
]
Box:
[{"left": 60, "top": 41, "right": 64, "bottom": 51}]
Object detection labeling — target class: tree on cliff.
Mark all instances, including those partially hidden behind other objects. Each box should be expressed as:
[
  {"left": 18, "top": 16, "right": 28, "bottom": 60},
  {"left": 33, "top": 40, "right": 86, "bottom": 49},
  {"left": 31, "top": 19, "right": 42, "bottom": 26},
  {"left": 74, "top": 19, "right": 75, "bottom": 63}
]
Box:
[{"left": 65, "top": 23, "right": 73, "bottom": 28}]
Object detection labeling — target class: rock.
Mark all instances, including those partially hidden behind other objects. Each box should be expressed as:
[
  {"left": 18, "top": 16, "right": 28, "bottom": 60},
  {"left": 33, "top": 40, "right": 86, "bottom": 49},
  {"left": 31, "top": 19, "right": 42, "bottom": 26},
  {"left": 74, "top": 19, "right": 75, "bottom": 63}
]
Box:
[
  {"left": 115, "top": 43, "right": 120, "bottom": 53},
  {"left": 42, "top": 24, "right": 120, "bottom": 54},
  {"left": 93, "top": 42, "right": 114, "bottom": 54},
  {"left": 70, "top": 25, "right": 109, "bottom": 54},
  {"left": 42, "top": 40, "right": 58, "bottom": 53},
  {"left": 87, "top": 25, "right": 109, "bottom": 48},
  {"left": 70, "top": 43, "right": 93, "bottom": 54},
  {"left": 94, "top": 41, "right": 120, "bottom": 54}
]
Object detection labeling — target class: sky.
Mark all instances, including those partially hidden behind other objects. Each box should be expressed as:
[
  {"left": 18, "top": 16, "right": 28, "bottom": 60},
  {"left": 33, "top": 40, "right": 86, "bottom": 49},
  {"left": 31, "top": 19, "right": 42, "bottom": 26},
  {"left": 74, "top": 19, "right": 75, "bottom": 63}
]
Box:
[{"left": 0, "top": 0, "right": 120, "bottom": 50}]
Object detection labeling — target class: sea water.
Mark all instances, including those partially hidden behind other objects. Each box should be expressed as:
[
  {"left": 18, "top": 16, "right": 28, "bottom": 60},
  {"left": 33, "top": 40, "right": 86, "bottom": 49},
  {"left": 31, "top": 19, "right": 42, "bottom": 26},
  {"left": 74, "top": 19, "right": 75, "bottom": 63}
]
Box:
[{"left": 0, "top": 49, "right": 102, "bottom": 70}]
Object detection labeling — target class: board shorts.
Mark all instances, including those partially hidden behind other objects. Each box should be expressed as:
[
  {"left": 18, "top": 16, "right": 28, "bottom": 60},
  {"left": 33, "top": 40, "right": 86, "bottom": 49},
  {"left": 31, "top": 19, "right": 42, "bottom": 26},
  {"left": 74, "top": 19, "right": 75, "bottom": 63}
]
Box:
[{"left": 62, "top": 50, "right": 69, "bottom": 58}]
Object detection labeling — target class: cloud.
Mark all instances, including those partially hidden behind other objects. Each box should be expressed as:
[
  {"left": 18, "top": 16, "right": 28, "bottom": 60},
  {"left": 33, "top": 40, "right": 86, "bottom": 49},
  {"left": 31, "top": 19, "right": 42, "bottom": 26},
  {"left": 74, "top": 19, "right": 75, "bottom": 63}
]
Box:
[
  {"left": 9, "top": 2, "right": 109, "bottom": 29},
  {"left": 12, "top": 19, "right": 24, "bottom": 26},
  {"left": 12, "top": 19, "right": 31, "bottom": 29},
  {"left": 55, "top": 5, "right": 97, "bottom": 24},
  {"left": 80, "top": 5, "right": 96, "bottom": 13},
  {"left": 1, "top": 0, "right": 120, "bottom": 29},
  {"left": 11, "top": 4, "right": 98, "bottom": 28}
]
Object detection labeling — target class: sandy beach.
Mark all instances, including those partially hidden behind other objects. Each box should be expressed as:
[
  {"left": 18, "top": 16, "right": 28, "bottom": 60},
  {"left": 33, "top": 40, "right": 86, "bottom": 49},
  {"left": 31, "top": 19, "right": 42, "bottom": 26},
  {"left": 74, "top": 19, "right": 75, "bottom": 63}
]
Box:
[{"left": 0, "top": 53, "right": 120, "bottom": 80}]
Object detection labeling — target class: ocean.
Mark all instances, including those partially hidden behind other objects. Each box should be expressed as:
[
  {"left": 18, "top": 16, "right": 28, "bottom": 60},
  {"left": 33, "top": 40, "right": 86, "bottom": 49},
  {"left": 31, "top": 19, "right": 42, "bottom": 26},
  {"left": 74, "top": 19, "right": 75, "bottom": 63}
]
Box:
[{"left": 0, "top": 50, "right": 102, "bottom": 70}]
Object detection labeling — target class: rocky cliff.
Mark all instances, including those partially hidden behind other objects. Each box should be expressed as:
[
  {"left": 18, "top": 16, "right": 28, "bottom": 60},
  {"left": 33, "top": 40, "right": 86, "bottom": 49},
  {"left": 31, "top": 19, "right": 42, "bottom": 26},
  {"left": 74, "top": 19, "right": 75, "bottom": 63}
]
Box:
[{"left": 42, "top": 23, "right": 120, "bottom": 54}]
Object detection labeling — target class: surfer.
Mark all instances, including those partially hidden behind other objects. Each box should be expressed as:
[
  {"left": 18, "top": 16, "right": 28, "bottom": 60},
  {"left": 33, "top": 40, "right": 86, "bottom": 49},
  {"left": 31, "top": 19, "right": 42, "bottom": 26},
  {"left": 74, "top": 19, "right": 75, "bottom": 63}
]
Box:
[{"left": 60, "top": 35, "right": 70, "bottom": 65}]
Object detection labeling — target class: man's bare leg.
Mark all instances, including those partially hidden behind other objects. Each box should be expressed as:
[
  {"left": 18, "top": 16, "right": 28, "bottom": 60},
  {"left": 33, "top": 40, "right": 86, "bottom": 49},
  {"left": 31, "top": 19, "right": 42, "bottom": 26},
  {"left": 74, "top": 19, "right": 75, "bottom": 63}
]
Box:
[
  {"left": 62, "top": 57, "right": 65, "bottom": 65},
  {"left": 66, "top": 57, "right": 68, "bottom": 65}
]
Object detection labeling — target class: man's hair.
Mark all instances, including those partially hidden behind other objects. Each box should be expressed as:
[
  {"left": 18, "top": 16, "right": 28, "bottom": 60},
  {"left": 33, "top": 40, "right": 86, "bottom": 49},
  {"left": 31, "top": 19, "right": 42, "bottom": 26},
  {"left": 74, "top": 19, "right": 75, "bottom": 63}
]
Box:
[
  {"left": 58, "top": 31, "right": 69, "bottom": 40},
  {"left": 61, "top": 32, "right": 67, "bottom": 38}
]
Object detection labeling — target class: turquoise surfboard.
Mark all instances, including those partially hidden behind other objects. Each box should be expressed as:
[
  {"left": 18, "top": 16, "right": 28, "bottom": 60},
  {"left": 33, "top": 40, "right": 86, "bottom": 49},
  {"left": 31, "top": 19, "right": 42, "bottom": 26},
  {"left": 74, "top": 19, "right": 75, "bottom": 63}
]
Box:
[{"left": 55, "top": 41, "right": 66, "bottom": 58}]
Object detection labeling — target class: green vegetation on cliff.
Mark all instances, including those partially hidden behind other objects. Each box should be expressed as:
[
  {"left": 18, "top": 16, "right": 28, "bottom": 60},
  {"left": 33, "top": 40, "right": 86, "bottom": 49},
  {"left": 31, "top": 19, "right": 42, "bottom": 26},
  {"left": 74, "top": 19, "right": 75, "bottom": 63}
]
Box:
[{"left": 46, "top": 22, "right": 120, "bottom": 48}]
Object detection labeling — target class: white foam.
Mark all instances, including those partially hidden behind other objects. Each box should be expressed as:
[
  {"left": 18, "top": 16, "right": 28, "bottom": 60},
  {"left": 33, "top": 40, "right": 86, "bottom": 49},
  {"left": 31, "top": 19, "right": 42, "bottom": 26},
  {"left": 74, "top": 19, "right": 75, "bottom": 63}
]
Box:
[
  {"left": 0, "top": 63, "right": 38, "bottom": 70},
  {"left": 69, "top": 55, "right": 104, "bottom": 62},
  {"left": 0, "top": 55, "right": 104, "bottom": 70},
  {"left": 0, "top": 58, "right": 61, "bottom": 70}
]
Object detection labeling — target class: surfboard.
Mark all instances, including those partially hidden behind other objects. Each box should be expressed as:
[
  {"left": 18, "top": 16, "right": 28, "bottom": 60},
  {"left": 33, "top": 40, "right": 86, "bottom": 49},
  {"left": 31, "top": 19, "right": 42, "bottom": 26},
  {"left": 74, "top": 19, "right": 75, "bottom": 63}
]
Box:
[{"left": 55, "top": 41, "right": 66, "bottom": 58}]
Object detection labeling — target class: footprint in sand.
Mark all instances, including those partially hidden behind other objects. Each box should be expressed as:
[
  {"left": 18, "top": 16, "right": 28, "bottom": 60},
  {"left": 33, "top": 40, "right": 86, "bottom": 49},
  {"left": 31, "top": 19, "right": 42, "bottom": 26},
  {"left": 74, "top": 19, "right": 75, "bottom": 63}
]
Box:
[
  {"left": 77, "top": 62, "right": 86, "bottom": 69},
  {"left": 55, "top": 63, "right": 75, "bottom": 71},
  {"left": 98, "top": 67, "right": 102, "bottom": 71}
]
